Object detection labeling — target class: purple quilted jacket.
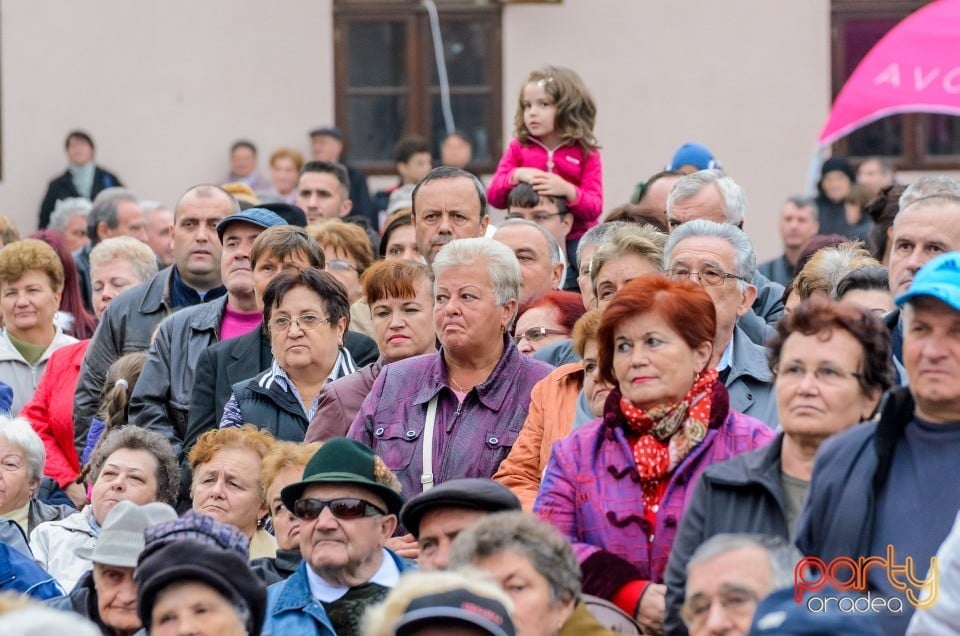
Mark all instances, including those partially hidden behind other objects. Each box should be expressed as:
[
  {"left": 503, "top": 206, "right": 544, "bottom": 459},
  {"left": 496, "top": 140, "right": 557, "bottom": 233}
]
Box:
[{"left": 534, "top": 384, "right": 776, "bottom": 598}]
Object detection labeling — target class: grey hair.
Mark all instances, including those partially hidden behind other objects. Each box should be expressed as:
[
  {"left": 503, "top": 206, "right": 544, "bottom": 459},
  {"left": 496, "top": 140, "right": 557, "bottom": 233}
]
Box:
[
  {"left": 498, "top": 217, "right": 563, "bottom": 266},
  {"left": 449, "top": 511, "right": 581, "bottom": 605},
  {"left": 590, "top": 224, "right": 668, "bottom": 295},
  {"left": 0, "top": 607, "right": 103, "bottom": 636},
  {"left": 88, "top": 187, "right": 139, "bottom": 245},
  {"left": 433, "top": 238, "right": 521, "bottom": 308},
  {"left": 576, "top": 221, "right": 631, "bottom": 267},
  {"left": 784, "top": 195, "right": 819, "bottom": 222},
  {"left": 87, "top": 426, "right": 179, "bottom": 507},
  {"left": 140, "top": 200, "right": 169, "bottom": 217},
  {"left": 899, "top": 175, "right": 960, "bottom": 210},
  {"left": 49, "top": 197, "right": 92, "bottom": 232},
  {"left": 667, "top": 170, "right": 748, "bottom": 225},
  {"left": 89, "top": 236, "right": 159, "bottom": 284},
  {"left": 664, "top": 219, "right": 757, "bottom": 289},
  {"left": 686, "top": 533, "right": 800, "bottom": 593},
  {"left": 0, "top": 415, "right": 46, "bottom": 485}
]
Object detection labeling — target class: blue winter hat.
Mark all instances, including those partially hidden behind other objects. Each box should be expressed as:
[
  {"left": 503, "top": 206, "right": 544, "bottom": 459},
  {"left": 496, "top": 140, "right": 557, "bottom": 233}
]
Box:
[
  {"left": 749, "top": 588, "right": 882, "bottom": 635},
  {"left": 895, "top": 251, "right": 960, "bottom": 311},
  {"left": 668, "top": 142, "right": 717, "bottom": 171}
]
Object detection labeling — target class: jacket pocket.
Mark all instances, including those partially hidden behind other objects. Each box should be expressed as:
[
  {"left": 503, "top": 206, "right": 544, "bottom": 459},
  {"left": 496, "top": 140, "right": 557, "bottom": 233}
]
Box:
[{"left": 372, "top": 420, "right": 422, "bottom": 472}]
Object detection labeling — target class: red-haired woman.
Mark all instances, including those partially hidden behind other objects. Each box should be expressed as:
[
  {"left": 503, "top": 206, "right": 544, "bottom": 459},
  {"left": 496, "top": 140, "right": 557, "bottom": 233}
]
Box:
[
  {"left": 534, "top": 276, "right": 775, "bottom": 634},
  {"left": 513, "top": 290, "right": 585, "bottom": 355}
]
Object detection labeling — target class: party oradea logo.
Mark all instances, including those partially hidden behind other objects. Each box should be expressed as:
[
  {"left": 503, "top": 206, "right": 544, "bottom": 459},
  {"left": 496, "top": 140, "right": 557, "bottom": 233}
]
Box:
[{"left": 793, "top": 545, "right": 937, "bottom": 614}]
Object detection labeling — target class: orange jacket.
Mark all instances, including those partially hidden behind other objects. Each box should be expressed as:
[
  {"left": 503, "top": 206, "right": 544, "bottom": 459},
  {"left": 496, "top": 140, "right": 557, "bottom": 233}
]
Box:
[{"left": 494, "top": 362, "right": 584, "bottom": 511}]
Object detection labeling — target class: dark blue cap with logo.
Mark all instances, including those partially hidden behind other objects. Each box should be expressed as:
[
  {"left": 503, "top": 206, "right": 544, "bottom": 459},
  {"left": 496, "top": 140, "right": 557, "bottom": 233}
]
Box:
[
  {"left": 216, "top": 207, "right": 286, "bottom": 241},
  {"left": 895, "top": 251, "right": 960, "bottom": 311}
]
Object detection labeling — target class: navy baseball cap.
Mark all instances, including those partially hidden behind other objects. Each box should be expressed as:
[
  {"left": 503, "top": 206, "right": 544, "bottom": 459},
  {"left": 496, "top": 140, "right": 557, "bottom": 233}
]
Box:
[
  {"left": 895, "top": 251, "right": 960, "bottom": 311},
  {"left": 216, "top": 207, "right": 286, "bottom": 241},
  {"left": 309, "top": 126, "right": 342, "bottom": 140}
]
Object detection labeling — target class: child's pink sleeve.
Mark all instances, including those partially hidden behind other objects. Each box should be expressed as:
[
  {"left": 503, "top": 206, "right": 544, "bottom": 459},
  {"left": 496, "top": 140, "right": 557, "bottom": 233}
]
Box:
[
  {"left": 567, "top": 148, "right": 603, "bottom": 226},
  {"left": 487, "top": 138, "right": 524, "bottom": 209}
]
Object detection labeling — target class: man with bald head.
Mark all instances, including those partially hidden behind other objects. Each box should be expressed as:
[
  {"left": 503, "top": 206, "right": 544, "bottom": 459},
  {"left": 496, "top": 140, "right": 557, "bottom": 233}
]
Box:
[
  {"left": 73, "top": 184, "right": 236, "bottom": 453},
  {"left": 411, "top": 166, "right": 489, "bottom": 264}
]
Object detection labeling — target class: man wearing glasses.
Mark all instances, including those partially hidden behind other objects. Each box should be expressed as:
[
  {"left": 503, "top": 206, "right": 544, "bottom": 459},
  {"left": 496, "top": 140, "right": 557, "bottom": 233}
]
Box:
[
  {"left": 666, "top": 170, "right": 785, "bottom": 346},
  {"left": 265, "top": 437, "right": 413, "bottom": 636},
  {"left": 506, "top": 183, "right": 577, "bottom": 291},
  {"left": 663, "top": 220, "right": 778, "bottom": 427}
]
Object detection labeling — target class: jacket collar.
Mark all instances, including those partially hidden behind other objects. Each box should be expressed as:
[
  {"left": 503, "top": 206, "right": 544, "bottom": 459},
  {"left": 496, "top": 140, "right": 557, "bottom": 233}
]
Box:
[
  {"left": 726, "top": 326, "right": 773, "bottom": 385},
  {"left": 701, "top": 432, "right": 785, "bottom": 493},
  {"left": 187, "top": 295, "right": 229, "bottom": 332},
  {"left": 137, "top": 266, "right": 175, "bottom": 315},
  {"left": 411, "top": 334, "right": 524, "bottom": 411},
  {"left": 0, "top": 327, "right": 77, "bottom": 365}
]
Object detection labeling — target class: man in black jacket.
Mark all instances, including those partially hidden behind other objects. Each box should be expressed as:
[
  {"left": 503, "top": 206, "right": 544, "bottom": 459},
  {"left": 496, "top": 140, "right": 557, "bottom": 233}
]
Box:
[
  {"left": 39, "top": 130, "right": 123, "bottom": 229},
  {"left": 73, "top": 185, "right": 233, "bottom": 454},
  {"left": 796, "top": 251, "right": 960, "bottom": 635}
]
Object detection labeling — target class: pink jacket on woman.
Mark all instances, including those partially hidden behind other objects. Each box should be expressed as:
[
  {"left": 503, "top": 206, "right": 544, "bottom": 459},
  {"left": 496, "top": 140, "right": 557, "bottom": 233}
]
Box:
[{"left": 487, "top": 137, "right": 602, "bottom": 239}]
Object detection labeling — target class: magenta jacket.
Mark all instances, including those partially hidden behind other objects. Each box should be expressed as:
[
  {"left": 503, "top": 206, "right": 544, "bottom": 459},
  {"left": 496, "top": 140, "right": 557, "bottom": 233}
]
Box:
[
  {"left": 348, "top": 336, "right": 553, "bottom": 509},
  {"left": 534, "top": 384, "right": 776, "bottom": 601},
  {"left": 487, "top": 137, "right": 603, "bottom": 239}
]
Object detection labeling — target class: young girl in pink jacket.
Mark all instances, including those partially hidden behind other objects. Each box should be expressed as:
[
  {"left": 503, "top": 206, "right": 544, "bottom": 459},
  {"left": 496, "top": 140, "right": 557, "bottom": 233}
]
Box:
[{"left": 487, "top": 65, "right": 603, "bottom": 246}]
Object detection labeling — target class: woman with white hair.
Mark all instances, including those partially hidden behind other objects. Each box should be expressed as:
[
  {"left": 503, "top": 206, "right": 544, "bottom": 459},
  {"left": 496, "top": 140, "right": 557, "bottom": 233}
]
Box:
[
  {"left": 350, "top": 238, "right": 552, "bottom": 538},
  {"left": 0, "top": 415, "right": 75, "bottom": 539}
]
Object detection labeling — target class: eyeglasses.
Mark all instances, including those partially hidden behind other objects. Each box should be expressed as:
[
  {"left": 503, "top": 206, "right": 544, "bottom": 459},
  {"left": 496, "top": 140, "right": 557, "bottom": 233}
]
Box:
[
  {"left": 775, "top": 362, "right": 863, "bottom": 386},
  {"left": 667, "top": 266, "right": 748, "bottom": 287},
  {"left": 326, "top": 260, "right": 357, "bottom": 273},
  {"left": 514, "top": 327, "right": 569, "bottom": 345},
  {"left": 268, "top": 313, "right": 331, "bottom": 333},
  {"left": 293, "top": 497, "right": 387, "bottom": 520},
  {"left": 681, "top": 586, "right": 759, "bottom": 627}
]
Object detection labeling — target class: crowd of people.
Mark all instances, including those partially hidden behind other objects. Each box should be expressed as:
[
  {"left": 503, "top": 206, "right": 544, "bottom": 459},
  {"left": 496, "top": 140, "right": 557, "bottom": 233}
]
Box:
[{"left": 1, "top": 63, "right": 959, "bottom": 636}]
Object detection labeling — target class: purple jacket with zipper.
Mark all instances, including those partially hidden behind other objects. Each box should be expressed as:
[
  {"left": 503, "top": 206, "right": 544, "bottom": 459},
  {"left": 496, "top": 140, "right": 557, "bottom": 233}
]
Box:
[
  {"left": 534, "top": 384, "right": 776, "bottom": 600},
  {"left": 348, "top": 336, "right": 552, "bottom": 504}
]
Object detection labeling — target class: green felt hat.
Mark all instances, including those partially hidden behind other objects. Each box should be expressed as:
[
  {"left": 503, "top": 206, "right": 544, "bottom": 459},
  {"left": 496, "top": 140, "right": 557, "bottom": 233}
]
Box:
[{"left": 280, "top": 437, "right": 404, "bottom": 515}]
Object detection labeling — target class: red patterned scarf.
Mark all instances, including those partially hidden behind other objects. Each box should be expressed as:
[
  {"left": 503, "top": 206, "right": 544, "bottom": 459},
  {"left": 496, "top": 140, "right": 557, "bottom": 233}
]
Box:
[{"left": 619, "top": 368, "right": 719, "bottom": 508}]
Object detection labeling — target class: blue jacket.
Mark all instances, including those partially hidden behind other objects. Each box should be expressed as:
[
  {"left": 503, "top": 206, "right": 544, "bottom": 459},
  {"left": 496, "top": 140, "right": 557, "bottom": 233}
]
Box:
[
  {"left": 795, "top": 387, "right": 913, "bottom": 564},
  {"left": 0, "top": 543, "right": 64, "bottom": 600},
  {"left": 264, "top": 549, "right": 414, "bottom": 635}
]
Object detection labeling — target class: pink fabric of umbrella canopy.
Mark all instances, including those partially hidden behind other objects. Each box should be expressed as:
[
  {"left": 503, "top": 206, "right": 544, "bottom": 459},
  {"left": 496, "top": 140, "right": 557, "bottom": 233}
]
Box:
[{"left": 819, "top": 0, "right": 960, "bottom": 146}]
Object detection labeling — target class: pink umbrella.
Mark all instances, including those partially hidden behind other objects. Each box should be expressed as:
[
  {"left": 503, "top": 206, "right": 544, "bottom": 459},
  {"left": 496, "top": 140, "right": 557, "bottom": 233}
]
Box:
[{"left": 819, "top": 0, "right": 960, "bottom": 146}]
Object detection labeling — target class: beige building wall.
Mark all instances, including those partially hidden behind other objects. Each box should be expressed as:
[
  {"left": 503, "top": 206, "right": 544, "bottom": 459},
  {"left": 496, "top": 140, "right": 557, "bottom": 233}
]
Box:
[
  {"left": 0, "top": 0, "right": 335, "bottom": 233},
  {"left": 1, "top": 0, "right": 829, "bottom": 262},
  {"left": 504, "top": 0, "right": 832, "bottom": 261}
]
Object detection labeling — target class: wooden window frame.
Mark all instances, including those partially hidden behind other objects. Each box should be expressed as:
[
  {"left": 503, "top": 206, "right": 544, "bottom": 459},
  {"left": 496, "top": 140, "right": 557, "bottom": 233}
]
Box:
[
  {"left": 333, "top": 1, "right": 503, "bottom": 176},
  {"left": 831, "top": 0, "right": 960, "bottom": 170}
]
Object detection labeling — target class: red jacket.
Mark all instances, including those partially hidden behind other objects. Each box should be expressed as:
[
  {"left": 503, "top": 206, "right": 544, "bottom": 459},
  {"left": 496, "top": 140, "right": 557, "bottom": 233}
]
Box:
[
  {"left": 20, "top": 340, "right": 88, "bottom": 487},
  {"left": 487, "top": 137, "right": 603, "bottom": 239}
]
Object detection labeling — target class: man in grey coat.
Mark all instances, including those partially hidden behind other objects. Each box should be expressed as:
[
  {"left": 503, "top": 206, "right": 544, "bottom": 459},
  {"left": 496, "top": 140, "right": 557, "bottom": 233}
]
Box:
[
  {"left": 72, "top": 185, "right": 235, "bottom": 455},
  {"left": 666, "top": 170, "right": 784, "bottom": 345},
  {"left": 664, "top": 220, "right": 778, "bottom": 427},
  {"left": 128, "top": 207, "right": 286, "bottom": 450}
]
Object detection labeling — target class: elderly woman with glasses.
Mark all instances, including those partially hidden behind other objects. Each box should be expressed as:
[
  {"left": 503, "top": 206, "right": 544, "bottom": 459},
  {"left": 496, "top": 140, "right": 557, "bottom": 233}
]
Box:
[
  {"left": 306, "top": 260, "right": 436, "bottom": 442},
  {"left": 535, "top": 276, "right": 775, "bottom": 634},
  {"left": 350, "top": 238, "right": 552, "bottom": 525},
  {"left": 219, "top": 268, "right": 358, "bottom": 441},
  {"left": 513, "top": 291, "right": 586, "bottom": 356},
  {"left": 662, "top": 296, "right": 892, "bottom": 635}
]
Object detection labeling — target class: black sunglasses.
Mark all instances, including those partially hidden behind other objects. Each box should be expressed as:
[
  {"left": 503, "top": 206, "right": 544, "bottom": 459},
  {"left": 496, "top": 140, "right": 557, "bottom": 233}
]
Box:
[{"left": 293, "top": 497, "right": 387, "bottom": 520}]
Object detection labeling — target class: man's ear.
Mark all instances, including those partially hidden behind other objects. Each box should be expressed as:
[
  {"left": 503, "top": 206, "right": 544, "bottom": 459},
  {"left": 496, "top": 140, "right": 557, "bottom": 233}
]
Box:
[
  {"left": 552, "top": 262, "right": 564, "bottom": 290},
  {"left": 737, "top": 284, "right": 758, "bottom": 318},
  {"left": 97, "top": 221, "right": 112, "bottom": 241},
  {"left": 338, "top": 198, "right": 353, "bottom": 218},
  {"left": 479, "top": 214, "right": 490, "bottom": 236}
]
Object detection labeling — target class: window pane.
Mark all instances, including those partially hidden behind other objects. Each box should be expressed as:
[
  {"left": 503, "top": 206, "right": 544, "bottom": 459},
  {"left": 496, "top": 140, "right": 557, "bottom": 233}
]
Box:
[
  {"left": 846, "top": 115, "right": 903, "bottom": 156},
  {"left": 431, "top": 94, "right": 493, "bottom": 163},
  {"left": 926, "top": 115, "right": 960, "bottom": 155},
  {"left": 348, "top": 22, "right": 407, "bottom": 87},
  {"left": 839, "top": 16, "right": 904, "bottom": 156},
  {"left": 428, "top": 20, "right": 493, "bottom": 86},
  {"left": 347, "top": 96, "right": 407, "bottom": 162}
]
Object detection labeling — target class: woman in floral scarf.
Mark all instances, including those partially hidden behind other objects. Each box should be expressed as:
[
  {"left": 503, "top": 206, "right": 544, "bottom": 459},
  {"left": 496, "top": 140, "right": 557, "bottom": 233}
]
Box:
[{"left": 534, "top": 275, "right": 775, "bottom": 635}]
